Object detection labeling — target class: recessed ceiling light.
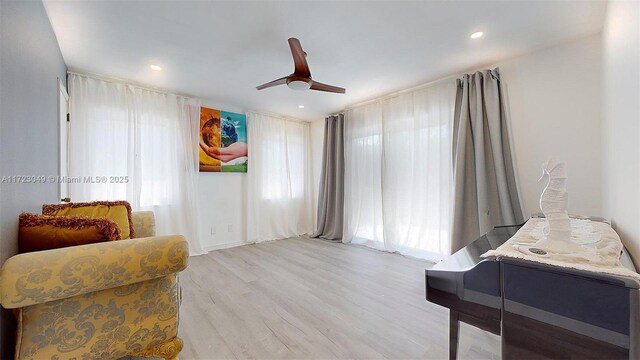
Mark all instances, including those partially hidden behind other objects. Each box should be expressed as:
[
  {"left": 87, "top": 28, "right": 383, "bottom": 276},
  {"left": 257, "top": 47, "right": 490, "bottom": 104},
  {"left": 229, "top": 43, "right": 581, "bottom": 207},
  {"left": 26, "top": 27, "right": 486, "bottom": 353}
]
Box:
[
  {"left": 298, "top": 105, "right": 305, "bottom": 109},
  {"left": 149, "top": 64, "right": 162, "bottom": 71},
  {"left": 470, "top": 31, "right": 484, "bottom": 39}
]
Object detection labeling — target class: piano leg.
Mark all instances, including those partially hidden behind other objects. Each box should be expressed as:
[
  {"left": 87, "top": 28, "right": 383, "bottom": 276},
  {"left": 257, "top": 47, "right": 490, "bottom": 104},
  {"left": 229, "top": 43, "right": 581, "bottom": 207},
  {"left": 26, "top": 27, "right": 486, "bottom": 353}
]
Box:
[{"left": 450, "top": 310, "right": 460, "bottom": 360}]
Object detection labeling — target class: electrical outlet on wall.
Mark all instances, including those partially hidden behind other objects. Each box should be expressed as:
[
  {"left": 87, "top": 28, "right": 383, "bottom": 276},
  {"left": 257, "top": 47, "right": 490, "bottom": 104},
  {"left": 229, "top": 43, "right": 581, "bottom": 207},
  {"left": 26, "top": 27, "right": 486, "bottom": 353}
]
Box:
[
  {"left": 210, "top": 226, "right": 216, "bottom": 235},
  {"left": 228, "top": 224, "right": 234, "bottom": 232}
]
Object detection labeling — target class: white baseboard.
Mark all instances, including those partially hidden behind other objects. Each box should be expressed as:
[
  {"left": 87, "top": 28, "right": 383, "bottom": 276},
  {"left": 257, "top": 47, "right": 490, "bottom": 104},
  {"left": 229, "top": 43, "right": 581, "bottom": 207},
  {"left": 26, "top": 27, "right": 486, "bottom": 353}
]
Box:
[{"left": 203, "top": 241, "right": 248, "bottom": 252}]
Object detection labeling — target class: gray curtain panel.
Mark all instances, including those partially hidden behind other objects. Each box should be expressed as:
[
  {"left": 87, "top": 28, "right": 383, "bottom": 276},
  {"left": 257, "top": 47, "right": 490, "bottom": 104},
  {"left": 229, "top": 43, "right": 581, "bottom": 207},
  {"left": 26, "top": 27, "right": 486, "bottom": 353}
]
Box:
[
  {"left": 451, "top": 68, "right": 524, "bottom": 252},
  {"left": 312, "top": 114, "right": 345, "bottom": 240}
]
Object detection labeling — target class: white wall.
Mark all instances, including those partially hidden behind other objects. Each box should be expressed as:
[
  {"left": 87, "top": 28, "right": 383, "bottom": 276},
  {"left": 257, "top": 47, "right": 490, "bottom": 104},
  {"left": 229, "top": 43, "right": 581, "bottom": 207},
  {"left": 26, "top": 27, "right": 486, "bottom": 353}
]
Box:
[
  {"left": 198, "top": 99, "right": 248, "bottom": 251},
  {"left": 310, "top": 118, "right": 325, "bottom": 229},
  {"left": 497, "top": 35, "right": 603, "bottom": 218},
  {"left": 601, "top": 0, "right": 640, "bottom": 263}
]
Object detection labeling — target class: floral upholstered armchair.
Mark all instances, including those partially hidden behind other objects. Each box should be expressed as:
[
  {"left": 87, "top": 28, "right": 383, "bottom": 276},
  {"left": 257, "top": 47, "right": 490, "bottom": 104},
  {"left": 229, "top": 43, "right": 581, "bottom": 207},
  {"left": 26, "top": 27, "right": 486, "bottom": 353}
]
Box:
[{"left": 0, "top": 211, "right": 188, "bottom": 360}]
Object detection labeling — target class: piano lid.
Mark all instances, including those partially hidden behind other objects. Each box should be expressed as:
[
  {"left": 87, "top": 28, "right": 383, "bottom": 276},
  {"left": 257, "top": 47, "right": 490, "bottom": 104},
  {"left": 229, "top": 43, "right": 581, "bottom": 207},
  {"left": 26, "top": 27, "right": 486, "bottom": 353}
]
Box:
[{"left": 431, "top": 224, "right": 521, "bottom": 273}]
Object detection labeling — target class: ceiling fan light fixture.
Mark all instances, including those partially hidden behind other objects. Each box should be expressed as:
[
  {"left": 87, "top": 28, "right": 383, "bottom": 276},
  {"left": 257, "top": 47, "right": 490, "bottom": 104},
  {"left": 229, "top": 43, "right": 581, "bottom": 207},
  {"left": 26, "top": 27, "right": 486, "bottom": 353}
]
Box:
[{"left": 287, "top": 79, "right": 312, "bottom": 91}]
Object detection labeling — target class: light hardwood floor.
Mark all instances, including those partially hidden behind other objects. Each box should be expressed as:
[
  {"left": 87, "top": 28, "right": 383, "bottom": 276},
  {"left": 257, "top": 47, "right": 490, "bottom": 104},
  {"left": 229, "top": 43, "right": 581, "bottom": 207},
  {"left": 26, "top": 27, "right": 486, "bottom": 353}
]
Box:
[{"left": 179, "top": 237, "right": 500, "bottom": 359}]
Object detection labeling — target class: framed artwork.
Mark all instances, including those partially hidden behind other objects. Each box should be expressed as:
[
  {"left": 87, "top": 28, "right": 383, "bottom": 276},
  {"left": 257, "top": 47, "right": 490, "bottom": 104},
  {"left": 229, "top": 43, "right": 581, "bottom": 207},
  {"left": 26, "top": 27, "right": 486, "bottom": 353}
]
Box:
[{"left": 199, "top": 107, "right": 248, "bottom": 172}]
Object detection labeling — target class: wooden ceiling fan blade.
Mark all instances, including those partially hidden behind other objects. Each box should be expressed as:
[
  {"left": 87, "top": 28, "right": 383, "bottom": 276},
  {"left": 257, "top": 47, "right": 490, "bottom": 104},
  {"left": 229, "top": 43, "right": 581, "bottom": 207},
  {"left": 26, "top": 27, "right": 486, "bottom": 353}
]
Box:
[
  {"left": 288, "top": 38, "right": 311, "bottom": 77},
  {"left": 256, "top": 76, "right": 289, "bottom": 90},
  {"left": 310, "top": 81, "right": 346, "bottom": 94}
]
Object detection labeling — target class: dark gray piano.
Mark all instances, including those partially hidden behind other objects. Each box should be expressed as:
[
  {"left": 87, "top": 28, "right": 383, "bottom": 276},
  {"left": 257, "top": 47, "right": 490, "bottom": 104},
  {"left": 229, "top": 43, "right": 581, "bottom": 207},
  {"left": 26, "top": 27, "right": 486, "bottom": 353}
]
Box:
[{"left": 425, "top": 218, "right": 640, "bottom": 359}]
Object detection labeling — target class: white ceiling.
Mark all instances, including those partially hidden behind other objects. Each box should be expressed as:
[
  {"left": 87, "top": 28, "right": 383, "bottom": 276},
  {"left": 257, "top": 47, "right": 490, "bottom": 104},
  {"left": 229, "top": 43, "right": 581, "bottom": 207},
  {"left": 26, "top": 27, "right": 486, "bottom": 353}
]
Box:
[{"left": 44, "top": 0, "right": 607, "bottom": 121}]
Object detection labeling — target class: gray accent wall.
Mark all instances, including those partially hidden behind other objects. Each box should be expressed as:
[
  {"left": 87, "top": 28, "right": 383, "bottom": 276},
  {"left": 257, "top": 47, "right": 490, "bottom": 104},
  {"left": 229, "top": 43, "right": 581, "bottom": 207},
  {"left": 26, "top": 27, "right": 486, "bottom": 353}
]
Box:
[{"left": 0, "top": 0, "right": 67, "bottom": 357}]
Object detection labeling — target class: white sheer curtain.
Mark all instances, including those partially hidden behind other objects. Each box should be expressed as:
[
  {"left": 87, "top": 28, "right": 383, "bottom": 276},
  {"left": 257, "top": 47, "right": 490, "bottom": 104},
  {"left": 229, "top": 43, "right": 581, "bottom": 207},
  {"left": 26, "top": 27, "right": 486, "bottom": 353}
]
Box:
[
  {"left": 246, "top": 112, "right": 313, "bottom": 242},
  {"left": 344, "top": 80, "right": 456, "bottom": 260},
  {"left": 68, "top": 73, "right": 205, "bottom": 255}
]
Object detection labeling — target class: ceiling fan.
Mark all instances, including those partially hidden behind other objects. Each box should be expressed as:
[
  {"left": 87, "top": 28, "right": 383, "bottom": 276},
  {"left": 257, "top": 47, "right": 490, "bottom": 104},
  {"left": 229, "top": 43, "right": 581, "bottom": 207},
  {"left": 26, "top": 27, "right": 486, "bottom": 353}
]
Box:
[{"left": 256, "top": 38, "right": 346, "bottom": 94}]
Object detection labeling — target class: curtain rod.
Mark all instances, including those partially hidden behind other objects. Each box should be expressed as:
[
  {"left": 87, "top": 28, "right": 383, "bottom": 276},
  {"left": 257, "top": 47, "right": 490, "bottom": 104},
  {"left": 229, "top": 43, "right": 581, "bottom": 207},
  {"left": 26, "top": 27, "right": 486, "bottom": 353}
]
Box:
[
  {"left": 67, "top": 69, "right": 198, "bottom": 100},
  {"left": 342, "top": 64, "right": 500, "bottom": 111},
  {"left": 344, "top": 75, "right": 456, "bottom": 110},
  {"left": 246, "top": 110, "right": 309, "bottom": 124},
  {"left": 69, "top": 70, "right": 311, "bottom": 123}
]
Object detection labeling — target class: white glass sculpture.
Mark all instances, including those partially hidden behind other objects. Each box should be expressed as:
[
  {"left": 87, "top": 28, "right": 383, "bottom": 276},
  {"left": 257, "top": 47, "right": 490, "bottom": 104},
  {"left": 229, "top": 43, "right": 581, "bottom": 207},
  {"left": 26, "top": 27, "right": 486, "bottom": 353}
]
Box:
[{"left": 535, "top": 158, "right": 582, "bottom": 253}]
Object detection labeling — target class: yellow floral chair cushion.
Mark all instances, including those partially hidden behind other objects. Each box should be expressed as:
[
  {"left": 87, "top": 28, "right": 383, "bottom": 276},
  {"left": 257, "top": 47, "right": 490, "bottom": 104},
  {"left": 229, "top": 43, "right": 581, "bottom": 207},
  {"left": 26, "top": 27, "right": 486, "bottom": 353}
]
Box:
[{"left": 0, "top": 212, "right": 188, "bottom": 360}]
